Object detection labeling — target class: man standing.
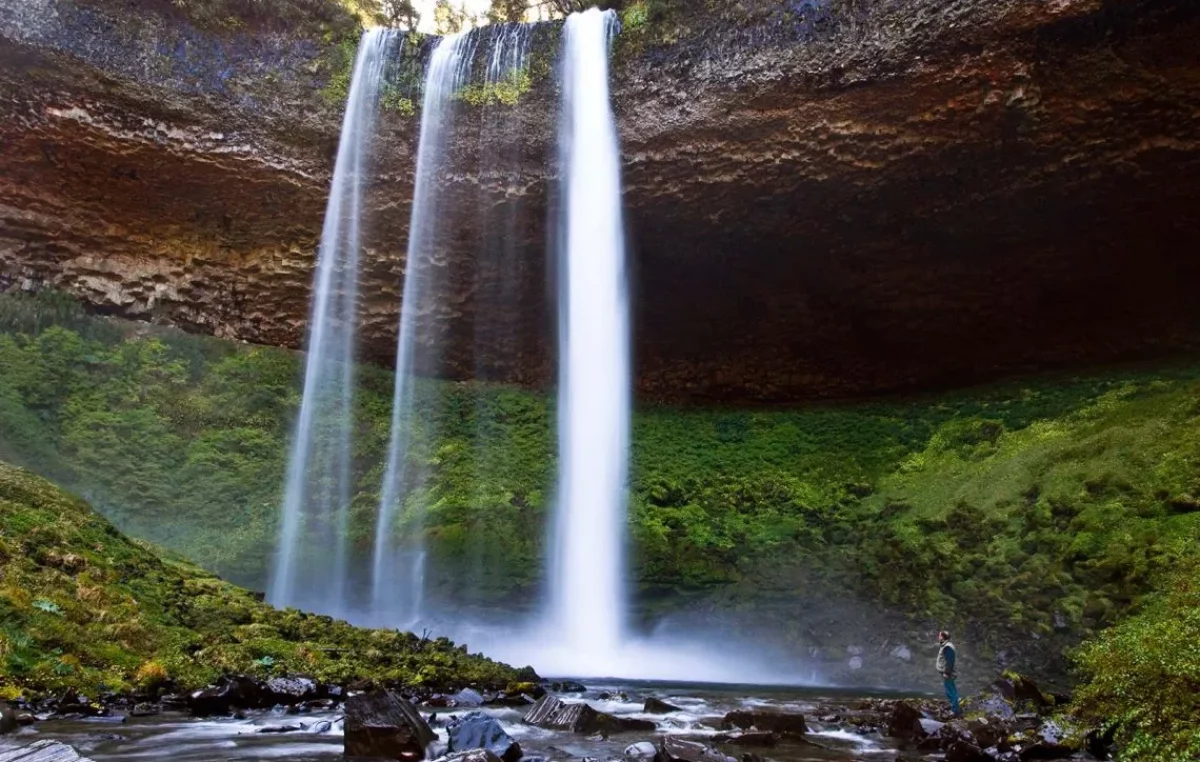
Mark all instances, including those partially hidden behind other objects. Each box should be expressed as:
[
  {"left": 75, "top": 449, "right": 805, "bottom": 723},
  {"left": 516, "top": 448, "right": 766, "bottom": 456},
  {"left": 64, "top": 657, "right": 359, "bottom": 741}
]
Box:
[{"left": 936, "top": 630, "right": 962, "bottom": 717}]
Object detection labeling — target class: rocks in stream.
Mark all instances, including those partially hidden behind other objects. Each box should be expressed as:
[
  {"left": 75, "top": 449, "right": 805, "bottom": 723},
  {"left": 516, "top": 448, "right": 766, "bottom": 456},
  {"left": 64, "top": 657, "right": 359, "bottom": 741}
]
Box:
[
  {"left": 447, "top": 711, "right": 522, "bottom": 762},
  {"left": 523, "top": 696, "right": 655, "bottom": 736},
  {"left": 0, "top": 704, "right": 16, "bottom": 735},
  {"left": 0, "top": 740, "right": 96, "bottom": 762},
  {"left": 658, "top": 738, "right": 736, "bottom": 762},
  {"left": 721, "top": 710, "right": 807, "bottom": 737},
  {"left": 624, "top": 742, "right": 658, "bottom": 760},
  {"left": 642, "top": 698, "right": 681, "bottom": 715},
  {"left": 345, "top": 690, "right": 436, "bottom": 761},
  {"left": 263, "top": 677, "right": 318, "bottom": 706},
  {"left": 433, "top": 751, "right": 503, "bottom": 762}
]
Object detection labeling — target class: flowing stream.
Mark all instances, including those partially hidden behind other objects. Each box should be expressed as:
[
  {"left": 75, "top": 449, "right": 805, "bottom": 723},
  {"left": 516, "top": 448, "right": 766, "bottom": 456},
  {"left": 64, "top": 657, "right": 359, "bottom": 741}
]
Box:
[
  {"left": 21, "top": 682, "right": 913, "bottom": 762},
  {"left": 269, "top": 28, "right": 399, "bottom": 615}
]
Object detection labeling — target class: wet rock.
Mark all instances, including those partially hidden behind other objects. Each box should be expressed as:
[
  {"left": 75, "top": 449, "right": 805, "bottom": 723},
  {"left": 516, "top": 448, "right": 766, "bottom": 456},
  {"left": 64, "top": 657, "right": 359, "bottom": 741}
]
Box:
[
  {"left": 311, "top": 720, "right": 334, "bottom": 734},
  {"left": 1016, "top": 720, "right": 1073, "bottom": 760},
  {"left": 189, "top": 676, "right": 266, "bottom": 717},
  {"left": 0, "top": 740, "right": 96, "bottom": 761},
  {"left": 945, "top": 740, "right": 992, "bottom": 762},
  {"left": 658, "top": 738, "right": 736, "bottom": 762},
  {"left": 885, "top": 702, "right": 925, "bottom": 739},
  {"left": 13, "top": 715, "right": 34, "bottom": 728},
  {"left": 435, "top": 751, "right": 503, "bottom": 762},
  {"left": 624, "top": 742, "right": 658, "bottom": 759},
  {"left": 345, "top": 690, "right": 436, "bottom": 761},
  {"left": 1052, "top": 612, "right": 1069, "bottom": 632},
  {"left": 0, "top": 704, "right": 16, "bottom": 735},
  {"left": 128, "top": 704, "right": 157, "bottom": 718},
  {"left": 967, "top": 717, "right": 1007, "bottom": 749},
  {"left": 643, "top": 698, "right": 681, "bottom": 715},
  {"left": 257, "top": 723, "right": 305, "bottom": 734},
  {"left": 713, "top": 732, "right": 778, "bottom": 747},
  {"left": 159, "top": 695, "right": 189, "bottom": 711},
  {"left": 446, "top": 711, "right": 521, "bottom": 762},
  {"left": 918, "top": 718, "right": 944, "bottom": 736},
  {"left": 721, "top": 710, "right": 807, "bottom": 737},
  {"left": 548, "top": 681, "right": 587, "bottom": 693},
  {"left": 264, "top": 677, "right": 318, "bottom": 706},
  {"left": 890, "top": 645, "right": 913, "bottom": 662},
  {"left": 452, "top": 690, "right": 486, "bottom": 708},
  {"left": 523, "top": 696, "right": 654, "bottom": 735}
]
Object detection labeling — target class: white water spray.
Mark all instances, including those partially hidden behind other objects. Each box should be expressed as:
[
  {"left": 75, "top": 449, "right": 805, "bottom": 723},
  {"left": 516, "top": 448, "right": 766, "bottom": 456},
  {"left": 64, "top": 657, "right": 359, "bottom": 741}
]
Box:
[
  {"left": 371, "top": 32, "right": 475, "bottom": 626},
  {"left": 270, "top": 29, "right": 397, "bottom": 613},
  {"left": 549, "top": 8, "right": 630, "bottom": 669}
]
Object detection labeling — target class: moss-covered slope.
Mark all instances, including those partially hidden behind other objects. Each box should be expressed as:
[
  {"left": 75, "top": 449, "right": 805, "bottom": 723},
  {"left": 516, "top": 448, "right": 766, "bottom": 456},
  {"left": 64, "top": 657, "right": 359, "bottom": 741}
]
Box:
[{"left": 0, "top": 461, "right": 527, "bottom": 697}]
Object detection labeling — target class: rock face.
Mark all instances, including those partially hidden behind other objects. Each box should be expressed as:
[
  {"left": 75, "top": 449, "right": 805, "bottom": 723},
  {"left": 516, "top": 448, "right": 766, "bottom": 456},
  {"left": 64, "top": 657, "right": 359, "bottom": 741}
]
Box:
[
  {"left": 345, "top": 690, "right": 436, "bottom": 761},
  {"left": 2, "top": 0, "right": 1200, "bottom": 401}
]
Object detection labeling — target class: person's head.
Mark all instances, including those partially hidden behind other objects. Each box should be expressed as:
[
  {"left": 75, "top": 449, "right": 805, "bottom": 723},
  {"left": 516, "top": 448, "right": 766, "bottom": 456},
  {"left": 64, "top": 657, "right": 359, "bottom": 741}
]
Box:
[{"left": 938, "top": 631, "right": 951, "bottom": 643}]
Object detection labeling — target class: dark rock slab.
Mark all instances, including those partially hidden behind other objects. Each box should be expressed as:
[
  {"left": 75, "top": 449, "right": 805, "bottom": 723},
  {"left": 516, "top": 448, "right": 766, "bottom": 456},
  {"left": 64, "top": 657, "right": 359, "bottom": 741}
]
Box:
[
  {"left": 722, "top": 710, "right": 807, "bottom": 737},
  {"left": 346, "top": 690, "right": 436, "bottom": 761},
  {"left": 523, "top": 696, "right": 654, "bottom": 736},
  {"left": 447, "top": 711, "right": 521, "bottom": 762},
  {"left": 0, "top": 740, "right": 95, "bottom": 761},
  {"left": 659, "top": 738, "right": 736, "bottom": 762},
  {"left": 189, "top": 676, "right": 266, "bottom": 717},
  {"left": 643, "top": 698, "right": 681, "bottom": 715},
  {"left": 713, "top": 732, "right": 778, "bottom": 747},
  {"left": 945, "top": 740, "right": 992, "bottom": 762},
  {"left": 0, "top": 704, "right": 15, "bottom": 735}
]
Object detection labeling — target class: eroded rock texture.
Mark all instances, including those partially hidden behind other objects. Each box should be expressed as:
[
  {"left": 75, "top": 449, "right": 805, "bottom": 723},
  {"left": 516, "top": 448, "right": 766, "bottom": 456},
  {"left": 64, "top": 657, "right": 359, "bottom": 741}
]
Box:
[{"left": 1, "top": 0, "right": 1198, "bottom": 400}]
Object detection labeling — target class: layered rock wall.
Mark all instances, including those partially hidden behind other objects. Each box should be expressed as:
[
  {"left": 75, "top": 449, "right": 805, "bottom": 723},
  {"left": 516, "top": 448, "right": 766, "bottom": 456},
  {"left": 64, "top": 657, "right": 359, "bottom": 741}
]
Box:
[{"left": 2, "top": 0, "right": 1199, "bottom": 400}]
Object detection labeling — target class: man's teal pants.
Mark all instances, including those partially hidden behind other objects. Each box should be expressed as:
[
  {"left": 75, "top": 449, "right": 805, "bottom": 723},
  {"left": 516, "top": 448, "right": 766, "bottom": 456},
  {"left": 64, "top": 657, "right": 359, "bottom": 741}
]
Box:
[{"left": 943, "top": 677, "right": 961, "bottom": 715}]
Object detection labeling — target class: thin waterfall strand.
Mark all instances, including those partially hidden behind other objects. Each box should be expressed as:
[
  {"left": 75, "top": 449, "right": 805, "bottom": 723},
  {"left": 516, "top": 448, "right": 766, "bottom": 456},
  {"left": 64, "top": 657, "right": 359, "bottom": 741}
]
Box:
[
  {"left": 371, "top": 32, "right": 475, "bottom": 626},
  {"left": 550, "top": 8, "right": 629, "bottom": 666},
  {"left": 270, "top": 29, "right": 397, "bottom": 612}
]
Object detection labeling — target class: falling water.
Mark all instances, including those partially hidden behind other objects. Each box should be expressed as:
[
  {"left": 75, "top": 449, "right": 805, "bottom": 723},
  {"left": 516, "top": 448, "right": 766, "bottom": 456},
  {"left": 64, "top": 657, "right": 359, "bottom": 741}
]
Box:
[
  {"left": 371, "top": 32, "right": 476, "bottom": 626},
  {"left": 269, "top": 29, "right": 398, "bottom": 613},
  {"left": 550, "top": 8, "right": 629, "bottom": 666}
]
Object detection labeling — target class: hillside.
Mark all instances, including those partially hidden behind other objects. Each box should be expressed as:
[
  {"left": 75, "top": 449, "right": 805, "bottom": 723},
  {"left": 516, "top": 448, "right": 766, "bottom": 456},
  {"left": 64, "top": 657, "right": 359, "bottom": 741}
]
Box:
[{"left": 0, "top": 460, "right": 528, "bottom": 697}]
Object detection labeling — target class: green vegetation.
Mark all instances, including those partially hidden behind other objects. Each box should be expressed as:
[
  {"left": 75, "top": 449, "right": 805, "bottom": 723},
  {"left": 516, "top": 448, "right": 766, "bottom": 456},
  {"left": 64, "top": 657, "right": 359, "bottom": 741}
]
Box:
[
  {"left": 1, "top": 291, "right": 1199, "bottom": 656},
  {"left": 0, "top": 461, "right": 526, "bottom": 698},
  {"left": 456, "top": 67, "right": 533, "bottom": 107},
  {"left": 165, "top": 0, "right": 362, "bottom": 35},
  {"left": 1070, "top": 554, "right": 1200, "bottom": 762}
]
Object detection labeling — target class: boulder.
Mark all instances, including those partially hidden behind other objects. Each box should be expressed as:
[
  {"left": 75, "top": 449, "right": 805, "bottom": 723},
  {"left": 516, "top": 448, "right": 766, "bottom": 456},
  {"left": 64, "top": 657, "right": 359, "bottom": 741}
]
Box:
[
  {"left": 713, "top": 733, "right": 778, "bottom": 747},
  {"left": 721, "top": 710, "right": 807, "bottom": 737},
  {"left": 264, "top": 677, "right": 318, "bottom": 706},
  {"left": 189, "top": 676, "right": 266, "bottom": 717},
  {"left": 0, "top": 704, "right": 15, "bottom": 735},
  {"left": 446, "top": 712, "right": 521, "bottom": 762},
  {"left": 345, "top": 690, "right": 436, "bottom": 761},
  {"left": 548, "top": 681, "right": 587, "bottom": 693},
  {"left": 452, "top": 690, "right": 486, "bottom": 708},
  {"left": 0, "top": 740, "right": 96, "bottom": 761},
  {"left": 643, "top": 698, "right": 681, "bottom": 715},
  {"left": 1016, "top": 720, "right": 1073, "bottom": 760},
  {"left": 624, "top": 742, "right": 658, "bottom": 760},
  {"left": 885, "top": 702, "right": 926, "bottom": 740},
  {"left": 991, "top": 675, "right": 1050, "bottom": 711},
  {"left": 523, "top": 696, "right": 655, "bottom": 735},
  {"left": 658, "top": 738, "right": 735, "bottom": 762}
]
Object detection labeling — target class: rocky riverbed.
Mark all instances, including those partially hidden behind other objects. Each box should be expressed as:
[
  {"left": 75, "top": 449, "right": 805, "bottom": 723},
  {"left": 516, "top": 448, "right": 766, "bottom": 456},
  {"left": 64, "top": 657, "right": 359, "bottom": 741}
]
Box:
[{"left": 0, "top": 676, "right": 1108, "bottom": 762}]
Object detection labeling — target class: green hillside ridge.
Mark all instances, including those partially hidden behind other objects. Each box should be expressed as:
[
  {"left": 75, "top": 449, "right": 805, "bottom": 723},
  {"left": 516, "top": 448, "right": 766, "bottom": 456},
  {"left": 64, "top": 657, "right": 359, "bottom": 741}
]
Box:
[
  {"left": 1, "top": 292, "right": 1199, "bottom": 675},
  {"left": 0, "top": 460, "right": 526, "bottom": 698}
]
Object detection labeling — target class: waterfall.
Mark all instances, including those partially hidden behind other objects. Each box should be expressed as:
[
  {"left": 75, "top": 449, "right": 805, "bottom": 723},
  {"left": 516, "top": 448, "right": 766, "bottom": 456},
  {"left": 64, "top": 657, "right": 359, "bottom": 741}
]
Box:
[
  {"left": 269, "top": 29, "right": 398, "bottom": 613},
  {"left": 371, "top": 31, "right": 476, "bottom": 626},
  {"left": 549, "top": 8, "right": 630, "bottom": 668}
]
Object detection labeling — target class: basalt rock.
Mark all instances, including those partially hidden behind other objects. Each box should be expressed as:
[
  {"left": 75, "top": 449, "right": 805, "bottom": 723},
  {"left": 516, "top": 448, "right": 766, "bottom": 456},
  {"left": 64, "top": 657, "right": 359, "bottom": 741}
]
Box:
[
  {"left": 643, "top": 698, "right": 681, "bottom": 715},
  {"left": 721, "top": 710, "right": 807, "bottom": 737},
  {"left": 2, "top": 0, "right": 1200, "bottom": 402},
  {"left": 523, "top": 696, "right": 655, "bottom": 736},
  {"left": 0, "top": 741, "right": 95, "bottom": 762},
  {"left": 345, "top": 690, "right": 436, "bottom": 761},
  {"left": 446, "top": 711, "right": 522, "bottom": 762}
]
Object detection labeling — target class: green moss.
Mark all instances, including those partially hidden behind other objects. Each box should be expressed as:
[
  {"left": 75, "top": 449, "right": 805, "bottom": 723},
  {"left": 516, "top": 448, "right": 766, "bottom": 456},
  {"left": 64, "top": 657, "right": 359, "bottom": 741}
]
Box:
[
  {"left": 320, "top": 34, "right": 361, "bottom": 108},
  {"left": 0, "top": 460, "right": 526, "bottom": 697},
  {"left": 455, "top": 67, "right": 533, "bottom": 107}
]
